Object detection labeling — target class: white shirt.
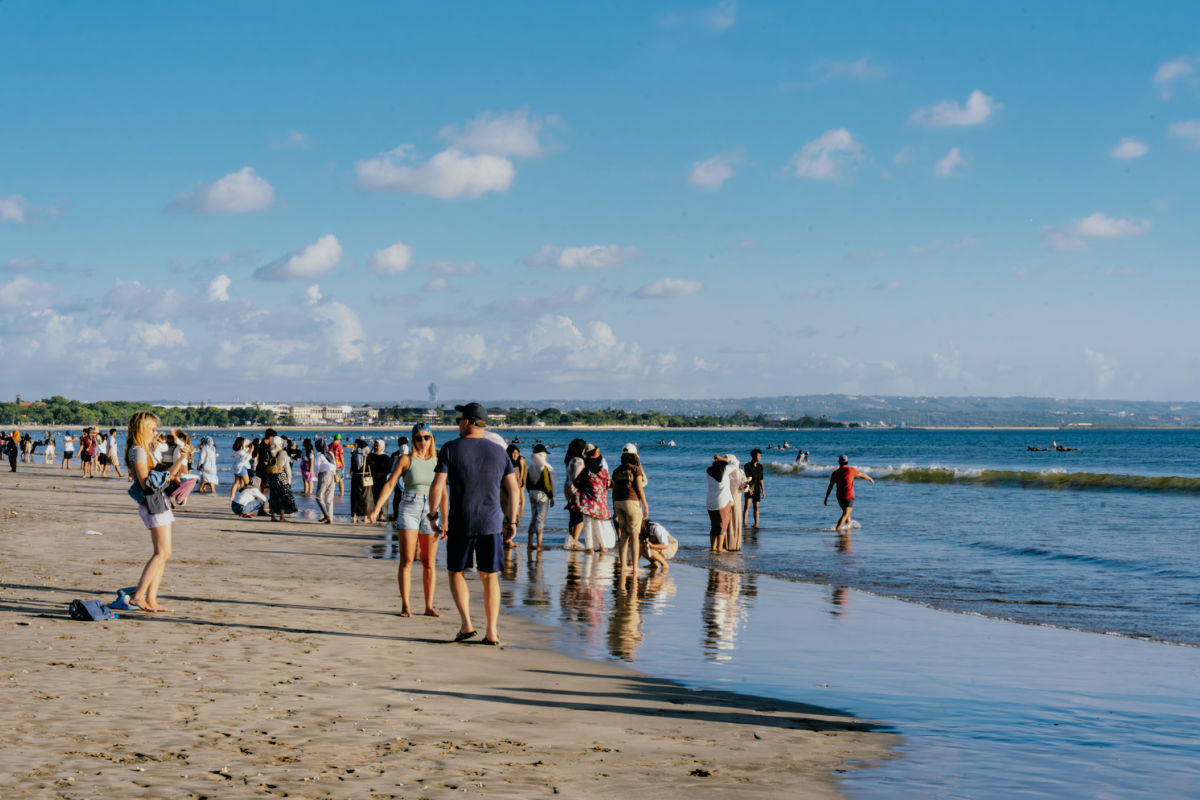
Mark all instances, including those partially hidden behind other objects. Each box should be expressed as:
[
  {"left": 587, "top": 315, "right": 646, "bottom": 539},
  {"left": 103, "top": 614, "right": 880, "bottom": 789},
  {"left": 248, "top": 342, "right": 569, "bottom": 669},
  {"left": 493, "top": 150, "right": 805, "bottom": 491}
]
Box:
[
  {"left": 234, "top": 487, "right": 267, "bottom": 505},
  {"left": 706, "top": 463, "right": 733, "bottom": 510},
  {"left": 314, "top": 452, "right": 337, "bottom": 474}
]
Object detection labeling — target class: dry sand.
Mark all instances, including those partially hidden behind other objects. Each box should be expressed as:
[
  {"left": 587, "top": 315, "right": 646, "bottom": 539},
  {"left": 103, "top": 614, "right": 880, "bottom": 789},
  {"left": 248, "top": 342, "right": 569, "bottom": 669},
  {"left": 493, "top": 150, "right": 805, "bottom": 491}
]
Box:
[{"left": 0, "top": 462, "right": 895, "bottom": 798}]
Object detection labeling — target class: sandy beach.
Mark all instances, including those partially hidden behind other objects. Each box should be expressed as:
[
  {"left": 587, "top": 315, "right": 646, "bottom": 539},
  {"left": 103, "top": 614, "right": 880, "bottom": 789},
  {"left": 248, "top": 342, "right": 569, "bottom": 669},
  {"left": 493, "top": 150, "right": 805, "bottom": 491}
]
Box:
[{"left": 0, "top": 462, "right": 894, "bottom": 798}]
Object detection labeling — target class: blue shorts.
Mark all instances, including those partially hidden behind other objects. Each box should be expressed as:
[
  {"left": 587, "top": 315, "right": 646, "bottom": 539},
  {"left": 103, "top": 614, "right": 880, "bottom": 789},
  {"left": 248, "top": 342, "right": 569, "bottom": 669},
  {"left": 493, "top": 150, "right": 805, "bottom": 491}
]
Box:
[
  {"left": 446, "top": 534, "right": 504, "bottom": 574},
  {"left": 395, "top": 492, "right": 433, "bottom": 534}
]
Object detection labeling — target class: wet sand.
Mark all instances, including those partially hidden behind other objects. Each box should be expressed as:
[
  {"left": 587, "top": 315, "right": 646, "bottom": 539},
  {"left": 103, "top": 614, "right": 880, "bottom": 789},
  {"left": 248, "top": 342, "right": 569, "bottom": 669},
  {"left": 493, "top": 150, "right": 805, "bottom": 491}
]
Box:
[{"left": 0, "top": 462, "right": 895, "bottom": 798}]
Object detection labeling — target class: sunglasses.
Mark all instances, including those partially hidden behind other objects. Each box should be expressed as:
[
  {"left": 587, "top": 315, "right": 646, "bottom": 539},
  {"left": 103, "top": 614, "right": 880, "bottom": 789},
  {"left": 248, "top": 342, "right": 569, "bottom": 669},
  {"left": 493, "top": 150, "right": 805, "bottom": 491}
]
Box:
[{"left": 414, "top": 435, "right": 432, "bottom": 441}]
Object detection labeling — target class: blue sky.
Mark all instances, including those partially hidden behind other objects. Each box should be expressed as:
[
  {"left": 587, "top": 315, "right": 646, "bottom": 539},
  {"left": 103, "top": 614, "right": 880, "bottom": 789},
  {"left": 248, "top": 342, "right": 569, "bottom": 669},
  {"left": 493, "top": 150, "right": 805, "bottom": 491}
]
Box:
[{"left": 2, "top": 1, "right": 1198, "bottom": 402}]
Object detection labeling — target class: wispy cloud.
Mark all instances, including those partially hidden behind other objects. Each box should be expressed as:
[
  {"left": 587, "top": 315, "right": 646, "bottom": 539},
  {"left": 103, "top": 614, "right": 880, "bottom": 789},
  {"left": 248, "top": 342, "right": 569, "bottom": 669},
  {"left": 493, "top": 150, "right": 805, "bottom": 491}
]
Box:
[
  {"left": 635, "top": 277, "right": 704, "bottom": 299},
  {"left": 172, "top": 167, "right": 275, "bottom": 214},
  {"left": 910, "top": 90, "right": 1002, "bottom": 127},
  {"left": 812, "top": 56, "right": 888, "bottom": 82},
  {"left": 1109, "top": 137, "right": 1149, "bottom": 159},
  {"left": 439, "top": 108, "right": 561, "bottom": 158},
  {"left": 254, "top": 234, "right": 343, "bottom": 280},
  {"left": 1154, "top": 56, "right": 1196, "bottom": 99},
  {"left": 688, "top": 149, "right": 743, "bottom": 189},
  {"left": 369, "top": 242, "right": 414, "bottom": 276},
  {"left": 270, "top": 130, "right": 311, "bottom": 150},
  {"left": 0, "top": 194, "right": 29, "bottom": 223},
  {"left": 356, "top": 145, "right": 515, "bottom": 198},
  {"left": 526, "top": 244, "right": 637, "bottom": 270},
  {"left": 787, "top": 129, "right": 865, "bottom": 181},
  {"left": 1044, "top": 213, "right": 1151, "bottom": 251},
  {"left": 1168, "top": 120, "right": 1200, "bottom": 148},
  {"left": 934, "top": 147, "right": 969, "bottom": 177}
]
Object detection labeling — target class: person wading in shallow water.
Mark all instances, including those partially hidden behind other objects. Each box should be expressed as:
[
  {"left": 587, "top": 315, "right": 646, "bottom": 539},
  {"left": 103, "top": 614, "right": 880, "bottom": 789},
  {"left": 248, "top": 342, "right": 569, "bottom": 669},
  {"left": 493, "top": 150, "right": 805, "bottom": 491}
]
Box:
[
  {"left": 825, "top": 454, "right": 874, "bottom": 531},
  {"left": 426, "top": 402, "right": 519, "bottom": 646}
]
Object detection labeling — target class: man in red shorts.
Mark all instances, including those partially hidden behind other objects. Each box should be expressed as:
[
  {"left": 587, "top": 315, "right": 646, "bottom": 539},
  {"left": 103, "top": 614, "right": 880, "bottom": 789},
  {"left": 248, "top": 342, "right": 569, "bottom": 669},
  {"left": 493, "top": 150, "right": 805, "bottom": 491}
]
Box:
[{"left": 824, "top": 454, "right": 874, "bottom": 530}]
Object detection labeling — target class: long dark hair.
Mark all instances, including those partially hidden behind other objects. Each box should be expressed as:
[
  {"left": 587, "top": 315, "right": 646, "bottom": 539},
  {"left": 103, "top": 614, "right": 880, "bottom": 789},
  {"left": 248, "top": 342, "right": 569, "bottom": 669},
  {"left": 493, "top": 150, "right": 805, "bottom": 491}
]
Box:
[
  {"left": 565, "top": 438, "right": 587, "bottom": 467},
  {"left": 232, "top": 436, "right": 246, "bottom": 452}
]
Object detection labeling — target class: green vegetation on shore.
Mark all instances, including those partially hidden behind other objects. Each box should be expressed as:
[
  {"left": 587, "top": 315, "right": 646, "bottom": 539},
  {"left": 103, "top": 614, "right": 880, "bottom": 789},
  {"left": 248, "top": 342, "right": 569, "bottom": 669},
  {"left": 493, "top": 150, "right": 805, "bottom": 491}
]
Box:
[{"left": 2, "top": 397, "right": 848, "bottom": 430}]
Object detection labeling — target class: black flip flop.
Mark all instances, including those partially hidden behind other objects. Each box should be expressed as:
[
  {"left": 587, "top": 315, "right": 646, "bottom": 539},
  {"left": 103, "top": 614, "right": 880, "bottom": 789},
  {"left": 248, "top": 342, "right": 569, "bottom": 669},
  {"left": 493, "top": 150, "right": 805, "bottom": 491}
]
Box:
[
  {"left": 454, "top": 629, "right": 476, "bottom": 642},
  {"left": 480, "top": 637, "right": 500, "bottom": 646}
]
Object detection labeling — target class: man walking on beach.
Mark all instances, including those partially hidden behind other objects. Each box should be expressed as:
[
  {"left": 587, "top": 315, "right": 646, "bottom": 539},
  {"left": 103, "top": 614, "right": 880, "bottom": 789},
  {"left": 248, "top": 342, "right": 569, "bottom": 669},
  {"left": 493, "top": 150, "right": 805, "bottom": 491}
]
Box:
[
  {"left": 743, "top": 448, "right": 765, "bottom": 527},
  {"left": 427, "top": 402, "right": 519, "bottom": 646},
  {"left": 824, "top": 454, "right": 874, "bottom": 530}
]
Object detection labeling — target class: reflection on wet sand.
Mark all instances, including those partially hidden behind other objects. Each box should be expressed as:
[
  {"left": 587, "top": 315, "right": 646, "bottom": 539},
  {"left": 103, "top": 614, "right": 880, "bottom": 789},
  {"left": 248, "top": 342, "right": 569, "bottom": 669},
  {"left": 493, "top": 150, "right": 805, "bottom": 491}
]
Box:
[
  {"left": 830, "top": 586, "right": 849, "bottom": 617},
  {"left": 702, "top": 569, "right": 758, "bottom": 662},
  {"left": 607, "top": 574, "right": 643, "bottom": 661}
]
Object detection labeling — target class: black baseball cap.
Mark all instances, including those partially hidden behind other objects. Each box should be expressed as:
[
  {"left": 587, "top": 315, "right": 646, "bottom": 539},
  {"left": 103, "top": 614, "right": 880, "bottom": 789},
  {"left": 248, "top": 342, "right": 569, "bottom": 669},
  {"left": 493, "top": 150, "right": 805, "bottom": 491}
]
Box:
[{"left": 454, "top": 402, "right": 487, "bottom": 423}]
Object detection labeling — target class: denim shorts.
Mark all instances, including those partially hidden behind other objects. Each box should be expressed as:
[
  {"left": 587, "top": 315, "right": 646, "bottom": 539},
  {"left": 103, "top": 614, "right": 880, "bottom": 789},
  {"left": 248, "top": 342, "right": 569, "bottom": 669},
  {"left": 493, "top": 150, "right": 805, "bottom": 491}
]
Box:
[{"left": 395, "top": 491, "right": 433, "bottom": 534}]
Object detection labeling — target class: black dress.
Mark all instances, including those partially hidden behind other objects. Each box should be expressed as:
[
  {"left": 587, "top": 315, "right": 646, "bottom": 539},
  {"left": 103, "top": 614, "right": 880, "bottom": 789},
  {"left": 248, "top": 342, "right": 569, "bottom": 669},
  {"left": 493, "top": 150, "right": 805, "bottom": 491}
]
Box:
[{"left": 350, "top": 449, "right": 373, "bottom": 517}]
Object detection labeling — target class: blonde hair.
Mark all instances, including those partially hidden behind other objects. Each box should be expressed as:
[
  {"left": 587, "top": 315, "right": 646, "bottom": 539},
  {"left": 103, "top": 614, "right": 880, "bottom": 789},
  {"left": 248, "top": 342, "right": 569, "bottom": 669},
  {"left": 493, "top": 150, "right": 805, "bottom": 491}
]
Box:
[
  {"left": 414, "top": 431, "right": 436, "bottom": 460},
  {"left": 126, "top": 411, "right": 161, "bottom": 467}
]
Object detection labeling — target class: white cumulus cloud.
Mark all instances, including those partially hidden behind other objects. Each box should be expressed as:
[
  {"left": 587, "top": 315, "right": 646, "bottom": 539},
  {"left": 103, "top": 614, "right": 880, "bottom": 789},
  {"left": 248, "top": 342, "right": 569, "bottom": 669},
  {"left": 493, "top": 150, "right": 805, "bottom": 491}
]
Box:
[
  {"left": 812, "top": 56, "right": 888, "bottom": 81},
  {"left": 1168, "top": 120, "right": 1200, "bottom": 148},
  {"left": 206, "top": 274, "right": 231, "bottom": 302},
  {"left": 355, "top": 145, "right": 516, "bottom": 198},
  {"left": 369, "top": 242, "right": 414, "bottom": 276},
  {"left": 173, "top": 166, "right": 275, "bottom": 214},
  {"left": 1154, "top": 56, "right": 1196, "bottom": 99},
  {"left": 527, "top": 244, "right": 638, "bottom": 270},
  {"left": 1044, "top": 213, "right": 1152, "bottom": 251},
  {"left": 1110, "top": 137, "right": 1149, "bottom": 159},
  {"left": 910, "top": 90, "right": 1002, "bottom": 127},
  {"left": 0, "top": 273, "right": 56, "bottom": 310},
  {"left": 635, "top": 278, "right": 704, "bottom": 299},
  {"left": 0, "top": 194, "right": 28, "bottom": 223},
  {"left": 254, "top": 234, "right": 343, "bottom": 280},
  {"left": 688, "top": 150, "right": 743, "bottom": 189},
  {"left": 788, "top": 129, "right": 865, "bottom": 181},
  {"left": 439, "top": 108, "right": 558, "bottom": 158},
  {"left": 934, "top": 147, "right": 969, "bottom": 177}
]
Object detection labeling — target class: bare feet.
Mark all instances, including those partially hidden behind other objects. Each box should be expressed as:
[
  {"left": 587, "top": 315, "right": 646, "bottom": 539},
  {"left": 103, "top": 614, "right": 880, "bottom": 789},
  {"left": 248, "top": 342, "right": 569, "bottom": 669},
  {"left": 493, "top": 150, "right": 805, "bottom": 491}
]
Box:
[
  {"left": 399, "top": 608, "right": 412, "bottom": 618},
  {"left": 424, "top": 608, "right": 441, "bottom": 617}
]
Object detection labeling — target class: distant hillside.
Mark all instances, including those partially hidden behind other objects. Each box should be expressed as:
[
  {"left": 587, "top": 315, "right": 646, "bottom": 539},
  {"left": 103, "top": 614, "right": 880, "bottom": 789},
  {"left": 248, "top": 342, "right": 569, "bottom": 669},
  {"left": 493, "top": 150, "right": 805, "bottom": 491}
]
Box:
[{"left": 472, "top": 395, "right": 1200, "bottom": 427}]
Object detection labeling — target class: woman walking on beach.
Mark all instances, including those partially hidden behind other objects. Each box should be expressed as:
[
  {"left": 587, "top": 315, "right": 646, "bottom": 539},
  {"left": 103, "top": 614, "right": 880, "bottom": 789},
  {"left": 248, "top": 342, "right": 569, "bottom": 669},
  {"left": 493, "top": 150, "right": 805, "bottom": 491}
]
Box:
[
  {"left": 299, "top": 439, "right": 315, "bottom": 495},
  {"left": 563, "top": 438, "right": 587, "bottom": 549},
  {"left": 313, "top": 439, "right": 337, "bottom": 524},
  {"left": 349, "top": 438, "right": 373, "bottom": 523},
  {"left": 229, "top": 436, "right": 251, "bottom": 497},
  {"left": 266, "top": 435, "right": 297, "bottom": 522},
  {"left": 574, "top": 444, "right": 614, "bottom": 553},
  {"left": 525, "top": 444, "right": 555, "bottom": 551},
  {"left": 367, "top": 423, "right": 447, "bottom": 616},
  {"left": 196, "top": 436, "right": 218, "bottom": 494},
  {"left": 367, "top": 439, "right": 392, "bottom": 508},
  {"left": 612, "top": 444, "right": 649, "bottom": 573},
  {"left": 79, "top": 429, "right": 96, "bottom": 478},
  {"left": 43, "top": 431, "right": 55, "bottom": 464},
  {"left": 124, "top": 410, "right": 191, "bottom": 612}
]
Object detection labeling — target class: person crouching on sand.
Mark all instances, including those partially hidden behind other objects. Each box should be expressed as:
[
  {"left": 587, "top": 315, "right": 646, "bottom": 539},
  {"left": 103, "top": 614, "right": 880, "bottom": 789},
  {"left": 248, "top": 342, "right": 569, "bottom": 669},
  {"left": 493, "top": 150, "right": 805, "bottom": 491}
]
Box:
[{"left": 123, "top": 411, "right": 192, "bottom": 612}]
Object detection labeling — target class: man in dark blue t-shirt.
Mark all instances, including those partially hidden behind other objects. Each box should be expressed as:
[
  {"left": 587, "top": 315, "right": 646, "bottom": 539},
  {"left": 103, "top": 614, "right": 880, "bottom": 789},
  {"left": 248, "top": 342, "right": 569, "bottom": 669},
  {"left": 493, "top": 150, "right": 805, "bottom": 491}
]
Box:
[{"left": 428, "top": 402, "right": 518, "bottom": 646}]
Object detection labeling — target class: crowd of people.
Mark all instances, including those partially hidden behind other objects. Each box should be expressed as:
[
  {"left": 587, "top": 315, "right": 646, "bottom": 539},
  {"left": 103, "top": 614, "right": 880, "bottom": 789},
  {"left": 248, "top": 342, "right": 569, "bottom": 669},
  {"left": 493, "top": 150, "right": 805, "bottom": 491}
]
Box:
[{"left": 8, "top": 409, "right": 879, "bottom": 647}]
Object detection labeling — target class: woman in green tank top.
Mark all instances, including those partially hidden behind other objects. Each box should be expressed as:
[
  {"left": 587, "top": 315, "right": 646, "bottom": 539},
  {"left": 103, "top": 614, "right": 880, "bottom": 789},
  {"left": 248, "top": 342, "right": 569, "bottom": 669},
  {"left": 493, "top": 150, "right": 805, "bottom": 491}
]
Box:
[{"left": 366, "top": 423, "right": 447, "bottom": 617}]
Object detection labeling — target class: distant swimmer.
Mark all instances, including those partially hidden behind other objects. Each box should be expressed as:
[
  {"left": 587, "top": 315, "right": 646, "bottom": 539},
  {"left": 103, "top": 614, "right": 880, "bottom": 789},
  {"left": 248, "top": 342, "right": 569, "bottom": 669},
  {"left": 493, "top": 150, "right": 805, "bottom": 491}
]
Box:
[
  {"left": 1027, "top": 445, "right": 1048, "bottom": 451},
  {"left": 794, "top": 450, "right": 810, "bottom": 464},
  {"left": 1051, "top": 440, "right": 1079, "bottom": 452},
  {"left": 824, "top": 454, "right": 874, "bottom": 531}
]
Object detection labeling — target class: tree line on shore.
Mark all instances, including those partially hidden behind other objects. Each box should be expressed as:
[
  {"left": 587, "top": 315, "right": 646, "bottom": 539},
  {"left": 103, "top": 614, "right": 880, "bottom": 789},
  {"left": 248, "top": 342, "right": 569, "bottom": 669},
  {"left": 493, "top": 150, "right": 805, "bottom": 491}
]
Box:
[{"left": 2, "top": 396, "right": 850, "bottom": 430}]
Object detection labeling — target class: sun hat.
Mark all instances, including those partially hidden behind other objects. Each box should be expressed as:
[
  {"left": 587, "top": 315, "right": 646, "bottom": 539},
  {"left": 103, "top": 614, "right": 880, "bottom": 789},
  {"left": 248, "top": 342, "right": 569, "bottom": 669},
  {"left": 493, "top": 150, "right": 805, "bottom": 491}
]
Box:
[{"left": 622, "top": 443, "right": 638, "bottom": 455}]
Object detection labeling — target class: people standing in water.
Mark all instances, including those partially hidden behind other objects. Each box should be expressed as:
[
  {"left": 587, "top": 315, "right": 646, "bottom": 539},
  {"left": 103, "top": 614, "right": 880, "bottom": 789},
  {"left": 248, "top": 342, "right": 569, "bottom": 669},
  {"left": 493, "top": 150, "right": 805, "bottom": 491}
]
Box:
[
  {"left": 349, "top": 438, "right": 374, "bottom": 523},
  {"left": 525, "top": 444, "right": 555, "bottom": 551},
  {"left": 743, "top": 448, "right": 765, "bottom": 527},
  {"left": 367, "top": 422, "right": 446, "bottom": 618},
  {"left": 824, "top": 454, "right": 874, "bottom": 530},
  {"left": 706, "top": 454, "right": 734, "bottom": 552},
  {"left": 427, "top": 402, "right": 519, "bottom": 646},
  {"left": 123, "top": 411, "right": 191, "bottom": 612},
  {"left": 42, "top": 431, "right": 55, "bottom": 465},
  {"left": 329, "top": 434, "right": 346, "bottom": 496},
  {"left": 79, "top": 428, "right": 96, "bottom": 478},
  {"left": 562, "top": 438, "right": 588, "bottom": 549},
  {"left": 367, "top": 439, "right": 392, "bottom": 509},
  {"left": 574, "top": 444, "right": 614, "bottom": 553},
  {"left": 611, "top": 443, "right": 649, "bottom": 573},
  {"left": 724, "top": 453, "right": 746, "bottom": 552},
  {"left": 299, "top": 439, "right": 315, "bottom": 496}
]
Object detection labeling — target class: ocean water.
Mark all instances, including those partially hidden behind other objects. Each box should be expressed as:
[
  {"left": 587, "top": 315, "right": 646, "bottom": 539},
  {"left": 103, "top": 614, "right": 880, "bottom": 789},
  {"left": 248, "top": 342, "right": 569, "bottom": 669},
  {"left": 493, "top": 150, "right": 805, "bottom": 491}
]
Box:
[{"left": 197, "top": 426, "right": 1200, "bottom": 798}]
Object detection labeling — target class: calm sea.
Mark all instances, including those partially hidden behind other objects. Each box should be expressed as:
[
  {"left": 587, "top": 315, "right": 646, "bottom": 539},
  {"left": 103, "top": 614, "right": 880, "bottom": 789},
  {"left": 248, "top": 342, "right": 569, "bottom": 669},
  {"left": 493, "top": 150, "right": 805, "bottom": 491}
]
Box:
[{"left": 194, "top": 426, "right": 1200, "bottom": 798}]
